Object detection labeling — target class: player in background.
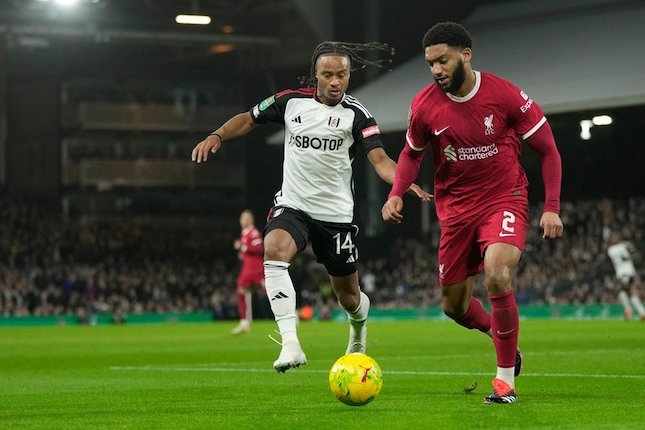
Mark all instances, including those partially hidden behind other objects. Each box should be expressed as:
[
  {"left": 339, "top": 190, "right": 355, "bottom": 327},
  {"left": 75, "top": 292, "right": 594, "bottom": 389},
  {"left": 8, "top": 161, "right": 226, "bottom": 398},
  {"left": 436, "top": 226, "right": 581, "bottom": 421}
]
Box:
[
  {"left": 382, "top": 22, "right": 564, "bottom": 404},
  {"left": 231, "top": 210, "right": 265, "bottom": 335},
  {"left": 607, "top": 231, "right": 644, "bottom": 320},
  {"left": 192, "top": 41, "right": 431, "bottom": 372}
]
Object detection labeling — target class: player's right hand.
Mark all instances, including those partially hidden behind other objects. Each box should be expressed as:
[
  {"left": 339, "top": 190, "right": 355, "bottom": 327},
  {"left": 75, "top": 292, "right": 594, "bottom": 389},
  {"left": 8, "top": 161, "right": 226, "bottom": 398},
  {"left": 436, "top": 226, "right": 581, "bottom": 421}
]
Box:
[
  {"left": 191, "top": 134, "right": 222, "bottom": 163},
  {"left": 382, "top": 196, "right": 404, "bottom": 224}
]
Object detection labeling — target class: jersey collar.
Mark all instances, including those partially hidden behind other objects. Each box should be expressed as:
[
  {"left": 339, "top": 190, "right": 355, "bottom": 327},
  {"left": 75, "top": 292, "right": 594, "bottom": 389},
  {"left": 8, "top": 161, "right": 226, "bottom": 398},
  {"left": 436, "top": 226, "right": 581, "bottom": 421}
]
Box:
[
  {"left": 446, "top": 70, "right": 481, "bottom": 103},
  {"left": 314, "top": 91, "right": 347, "bottom": 106}
]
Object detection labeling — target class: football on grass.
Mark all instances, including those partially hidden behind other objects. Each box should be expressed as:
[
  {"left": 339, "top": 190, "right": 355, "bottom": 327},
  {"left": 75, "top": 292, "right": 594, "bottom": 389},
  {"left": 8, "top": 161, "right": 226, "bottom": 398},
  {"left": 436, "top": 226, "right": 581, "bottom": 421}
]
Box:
[{"left": 329, "top": 353, "right": 383, "bottom": 406}]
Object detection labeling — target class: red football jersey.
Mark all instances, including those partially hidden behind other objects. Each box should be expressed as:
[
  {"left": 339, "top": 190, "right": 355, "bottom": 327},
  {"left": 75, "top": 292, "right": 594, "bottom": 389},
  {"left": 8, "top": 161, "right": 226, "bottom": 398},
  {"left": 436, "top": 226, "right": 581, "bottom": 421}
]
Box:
[
  {"left": 407, "top": 71, "right": 546, "bottom": 225},
  {"left": 239, "top": 225, "right": 264, "bottom": 272}
]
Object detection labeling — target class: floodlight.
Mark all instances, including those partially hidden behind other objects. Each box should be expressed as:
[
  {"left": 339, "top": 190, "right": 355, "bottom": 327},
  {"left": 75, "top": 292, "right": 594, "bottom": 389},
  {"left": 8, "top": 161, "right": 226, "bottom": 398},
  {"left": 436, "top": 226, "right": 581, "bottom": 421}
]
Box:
[
  {"left": 591, "top": 115, "right": 612, "bottom": 126},
  {"left": 580, "top": 120, "right": 593, "bottom": 140},
  {"left": 175, "top": 15, "right": 211, "bottom": 25},
  {"left": 54, "top": 0, "right": 79, "bottom": 6}
]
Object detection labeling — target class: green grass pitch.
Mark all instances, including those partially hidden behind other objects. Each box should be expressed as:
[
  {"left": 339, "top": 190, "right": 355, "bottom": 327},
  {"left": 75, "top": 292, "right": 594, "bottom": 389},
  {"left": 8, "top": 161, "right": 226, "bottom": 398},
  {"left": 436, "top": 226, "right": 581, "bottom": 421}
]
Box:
[{"left": 1, "top": 319, "right": 643, "bottom": 429}]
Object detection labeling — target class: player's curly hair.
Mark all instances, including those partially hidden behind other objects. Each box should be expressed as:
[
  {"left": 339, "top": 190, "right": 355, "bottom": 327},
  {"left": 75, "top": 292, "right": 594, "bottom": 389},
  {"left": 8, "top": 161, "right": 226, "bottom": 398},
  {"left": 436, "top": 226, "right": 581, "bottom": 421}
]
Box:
[
  {"left": 300, "top": 41, "right": 395, "bottom": 87},
  {"left": 422, "top": 22, "right": 472, "bottom": 50}
]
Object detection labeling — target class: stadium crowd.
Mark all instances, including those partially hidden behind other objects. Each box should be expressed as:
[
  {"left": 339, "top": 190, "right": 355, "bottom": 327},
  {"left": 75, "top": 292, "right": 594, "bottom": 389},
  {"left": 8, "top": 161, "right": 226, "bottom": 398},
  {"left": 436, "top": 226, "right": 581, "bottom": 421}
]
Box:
[{"left": 1, "top": 193, "right": 643, "bottom": 320}]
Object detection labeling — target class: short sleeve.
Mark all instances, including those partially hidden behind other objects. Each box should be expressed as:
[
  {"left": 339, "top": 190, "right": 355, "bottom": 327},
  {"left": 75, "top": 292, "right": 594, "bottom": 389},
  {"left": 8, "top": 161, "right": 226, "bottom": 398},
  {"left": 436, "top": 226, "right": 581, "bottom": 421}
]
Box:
[
  {"left": 250, "top": 94, "right": 287, "bottom": 125},
  {"left": 352, "top": 114, "right": 384, "bottom": 153}
]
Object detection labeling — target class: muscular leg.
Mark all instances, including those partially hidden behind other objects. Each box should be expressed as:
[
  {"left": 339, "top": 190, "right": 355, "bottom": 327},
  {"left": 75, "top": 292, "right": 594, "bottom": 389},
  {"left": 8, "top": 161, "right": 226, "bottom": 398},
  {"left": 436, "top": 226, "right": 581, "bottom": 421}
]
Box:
[
  {"left": 331, "top": 272, "right": 370, "bottom": 353},
  {"left": 331, "top": 271, "right": 360, "bottom": 311},
  {"left": 442, "top": 276, "right": 491, "bottom": 333},
  {"left": 484, "top": 243, "right": 522, "bottom": 387},
  {"left": 263, "top": 229, "right": 305, "bottom": 372}
]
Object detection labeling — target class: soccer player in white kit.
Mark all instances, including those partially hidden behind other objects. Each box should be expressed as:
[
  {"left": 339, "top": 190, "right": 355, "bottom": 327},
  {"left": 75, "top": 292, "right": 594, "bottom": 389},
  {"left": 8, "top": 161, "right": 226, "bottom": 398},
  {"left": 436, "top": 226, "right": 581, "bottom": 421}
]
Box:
[
  {"left": 192, "top": 41, "right": 431, "bottom": 372},
  {"left": 607, "top": 231, "right": 644, "bottom": 320}
]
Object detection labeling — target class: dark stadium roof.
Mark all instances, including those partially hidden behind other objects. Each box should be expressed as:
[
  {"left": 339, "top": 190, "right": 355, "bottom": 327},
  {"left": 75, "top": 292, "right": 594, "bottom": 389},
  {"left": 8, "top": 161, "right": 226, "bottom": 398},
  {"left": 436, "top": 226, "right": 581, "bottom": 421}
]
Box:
[{"left": 0, "top": 0, "right": 514, "bottom": 76}]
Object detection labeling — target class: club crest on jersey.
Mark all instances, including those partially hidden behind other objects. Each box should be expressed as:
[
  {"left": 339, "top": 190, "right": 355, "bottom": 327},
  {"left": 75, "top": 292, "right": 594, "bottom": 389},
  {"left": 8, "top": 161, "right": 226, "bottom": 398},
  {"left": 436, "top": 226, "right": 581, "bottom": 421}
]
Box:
[
  {"left": 444, "top": 144, "right": 457, "bottom": 162},
  {"left": 484, "top": 114, "right": 495, "bottom": 135},
  {"left": 328, "top": 116, "right": 340, "bottom": 128}
]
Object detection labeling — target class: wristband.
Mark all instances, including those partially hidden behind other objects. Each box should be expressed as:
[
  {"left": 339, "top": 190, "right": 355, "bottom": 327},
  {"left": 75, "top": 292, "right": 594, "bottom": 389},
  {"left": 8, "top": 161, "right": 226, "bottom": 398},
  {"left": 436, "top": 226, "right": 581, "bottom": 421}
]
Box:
[{"left": 209, "top": 132, "right": 222, "bottom": 140}]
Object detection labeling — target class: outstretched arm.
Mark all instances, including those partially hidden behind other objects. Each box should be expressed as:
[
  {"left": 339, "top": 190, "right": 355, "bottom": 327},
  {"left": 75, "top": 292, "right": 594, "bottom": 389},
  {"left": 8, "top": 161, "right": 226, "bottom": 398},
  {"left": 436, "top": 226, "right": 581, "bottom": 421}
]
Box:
[
  {"left": 366, "top": 147, "right": 432, "bottom": 201},
  {"left": 525, "top": 120, "right": 564, "bottom": 239},
  {"left": 192, "top": 112, "right": 260, "bottom": 163}
]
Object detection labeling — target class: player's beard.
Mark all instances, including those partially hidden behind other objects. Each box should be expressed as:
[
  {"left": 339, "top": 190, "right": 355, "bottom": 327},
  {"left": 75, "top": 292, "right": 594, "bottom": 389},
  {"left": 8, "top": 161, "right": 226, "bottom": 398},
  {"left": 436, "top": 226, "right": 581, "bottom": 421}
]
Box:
[{"left": 438, "top": 59, "right": 466, "bottom": 95}]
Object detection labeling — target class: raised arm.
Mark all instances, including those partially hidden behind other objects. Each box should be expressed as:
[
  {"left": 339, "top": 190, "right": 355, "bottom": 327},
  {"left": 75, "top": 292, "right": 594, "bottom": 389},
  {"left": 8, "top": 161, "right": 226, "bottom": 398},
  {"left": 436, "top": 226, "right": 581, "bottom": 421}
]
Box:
[{"left": 192, "top": 112, "right": 260, "bottom": 163}]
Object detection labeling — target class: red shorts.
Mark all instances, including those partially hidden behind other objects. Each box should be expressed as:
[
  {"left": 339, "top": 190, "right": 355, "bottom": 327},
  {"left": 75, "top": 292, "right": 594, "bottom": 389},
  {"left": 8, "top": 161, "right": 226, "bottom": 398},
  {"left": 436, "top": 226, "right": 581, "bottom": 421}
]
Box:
[
  {"left": 438, "top": 201, "right": 528, "bottom": 286},
  {"left": 237, "top": 268, "right": 264, "bottom": 289}
]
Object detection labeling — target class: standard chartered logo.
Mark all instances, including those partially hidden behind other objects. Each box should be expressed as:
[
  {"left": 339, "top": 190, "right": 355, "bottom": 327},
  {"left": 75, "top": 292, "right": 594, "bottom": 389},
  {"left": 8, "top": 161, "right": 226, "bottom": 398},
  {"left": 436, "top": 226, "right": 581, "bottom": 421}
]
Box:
[
  {"left": 444, "top": 144, "right": 457, "bottom": 161},
  {"left": 445, "top": 143, "right": 499, "bottom": 162},
  {"left": 458, "top": 144, "right": 499, "bottom": 160}
]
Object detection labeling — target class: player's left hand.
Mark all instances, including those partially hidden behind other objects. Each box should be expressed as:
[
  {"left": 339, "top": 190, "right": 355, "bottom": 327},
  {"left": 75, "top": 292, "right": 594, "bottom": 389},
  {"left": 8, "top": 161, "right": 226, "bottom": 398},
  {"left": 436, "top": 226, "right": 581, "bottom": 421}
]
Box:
[
  {"left": 540, "top": 211, "right": 564, "bottom": 239},
  {"left": 407, "top": 184, "right": 433, "bottom": 202}
]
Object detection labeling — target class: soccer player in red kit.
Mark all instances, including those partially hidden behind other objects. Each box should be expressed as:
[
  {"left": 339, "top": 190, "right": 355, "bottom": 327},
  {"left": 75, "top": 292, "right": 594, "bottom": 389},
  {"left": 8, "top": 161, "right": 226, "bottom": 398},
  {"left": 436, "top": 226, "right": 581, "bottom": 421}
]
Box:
[
  {"left": 231, "top": 210, "right": 265, "bottom": 335},
  {"left": 382, "top": 22, "right": 564, "bottom": 404}
]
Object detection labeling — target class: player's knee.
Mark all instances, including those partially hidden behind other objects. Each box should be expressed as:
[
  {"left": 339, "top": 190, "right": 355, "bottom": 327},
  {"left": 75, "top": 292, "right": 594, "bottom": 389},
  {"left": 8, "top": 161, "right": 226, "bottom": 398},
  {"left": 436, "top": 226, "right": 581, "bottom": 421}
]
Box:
[
  {"left": 264, "top": 245, "right": 289, "bottom": 262},
  {"left": 484, "top": 267, "right": 513, "bottom": 293},
  {"left": 338, "top": 291, "right": 360, "bottom": 312},
  {"left": 442, "top": 300, "right": 468, "bottom": 320}
]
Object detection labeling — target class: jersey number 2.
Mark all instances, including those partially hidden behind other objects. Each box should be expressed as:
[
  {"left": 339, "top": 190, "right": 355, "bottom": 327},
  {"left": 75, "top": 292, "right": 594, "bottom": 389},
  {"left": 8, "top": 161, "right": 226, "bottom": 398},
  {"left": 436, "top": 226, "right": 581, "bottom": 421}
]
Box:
[{"left": 501, "top": 211, "right": 516, "bottom": 234}]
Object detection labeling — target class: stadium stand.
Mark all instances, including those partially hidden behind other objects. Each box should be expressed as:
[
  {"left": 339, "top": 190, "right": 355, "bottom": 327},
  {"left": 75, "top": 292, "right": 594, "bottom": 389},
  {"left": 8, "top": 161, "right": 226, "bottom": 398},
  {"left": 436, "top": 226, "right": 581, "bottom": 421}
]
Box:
[{"left": 1, "top": 192, "right": 642, "bottom": 319}]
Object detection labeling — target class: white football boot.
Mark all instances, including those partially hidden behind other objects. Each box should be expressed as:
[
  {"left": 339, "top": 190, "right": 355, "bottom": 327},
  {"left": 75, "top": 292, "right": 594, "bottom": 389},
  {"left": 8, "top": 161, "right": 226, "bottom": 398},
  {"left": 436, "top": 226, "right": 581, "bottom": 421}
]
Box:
[
  {"left": 273, "top": 342, "right": 307, "bottom": 373},
  {"left": 345, "top": 321, "right": 367, "bottom": 354}
]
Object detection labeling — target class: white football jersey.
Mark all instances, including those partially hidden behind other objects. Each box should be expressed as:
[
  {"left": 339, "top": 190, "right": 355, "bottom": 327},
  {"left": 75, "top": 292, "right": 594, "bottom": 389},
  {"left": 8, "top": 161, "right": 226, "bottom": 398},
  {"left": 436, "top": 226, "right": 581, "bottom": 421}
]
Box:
[
  {"left": 251, "top": 88, "right": 383, "bottom": 223},
  {"left": 607, "top": 241, "right": 636, "bottom": 283}
]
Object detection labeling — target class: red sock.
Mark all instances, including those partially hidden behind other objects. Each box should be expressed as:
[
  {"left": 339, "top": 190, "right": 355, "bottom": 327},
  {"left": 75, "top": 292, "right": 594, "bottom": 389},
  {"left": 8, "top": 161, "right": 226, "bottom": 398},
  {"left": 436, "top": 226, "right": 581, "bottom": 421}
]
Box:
[
  {"left": 237, "top": 291, "right": 247, "bottom": 320},
  {"left": 454, "top": 298, "right": 491, "bottom": 333},
  {"left": 489, "top": 290, "right": 519, "bottom": 368}
]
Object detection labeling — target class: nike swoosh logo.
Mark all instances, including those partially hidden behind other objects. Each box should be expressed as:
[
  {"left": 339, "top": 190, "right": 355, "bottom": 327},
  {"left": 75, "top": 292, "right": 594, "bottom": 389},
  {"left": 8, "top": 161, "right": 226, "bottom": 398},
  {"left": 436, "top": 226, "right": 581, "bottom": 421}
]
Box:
[
  {"left": 498, "top": 232, "right": 517, "bottom": 237},
  {"left": 434, "top": 126, "right": 450, "bottom": 135},
  {"left": 497, "top": 328, "right": 516, "bottom": 336}
]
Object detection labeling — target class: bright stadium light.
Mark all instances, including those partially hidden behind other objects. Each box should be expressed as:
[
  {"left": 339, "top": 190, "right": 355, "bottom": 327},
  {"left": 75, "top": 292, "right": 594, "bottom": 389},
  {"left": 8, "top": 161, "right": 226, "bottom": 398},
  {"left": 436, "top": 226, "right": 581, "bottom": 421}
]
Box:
[
  {"left": 580, "top": 120, "right": 593, "bottom": 140},
  {"left": 175, "top": 14, "right": 212, "bottom": 25},
  {"left": 54, "top": 0, "right": 79, "bottom": 6},
  {"left": 592, "top": 115, "right": 613, "bottom": 126}
]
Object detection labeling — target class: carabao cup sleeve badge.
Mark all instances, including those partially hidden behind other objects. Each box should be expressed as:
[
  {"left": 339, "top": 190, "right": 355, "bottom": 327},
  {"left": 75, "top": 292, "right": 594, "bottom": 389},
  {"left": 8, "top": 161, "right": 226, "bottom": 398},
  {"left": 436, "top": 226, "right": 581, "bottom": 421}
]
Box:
[{"left": 259, "top": 95, "right": 276, "bottom": 111}]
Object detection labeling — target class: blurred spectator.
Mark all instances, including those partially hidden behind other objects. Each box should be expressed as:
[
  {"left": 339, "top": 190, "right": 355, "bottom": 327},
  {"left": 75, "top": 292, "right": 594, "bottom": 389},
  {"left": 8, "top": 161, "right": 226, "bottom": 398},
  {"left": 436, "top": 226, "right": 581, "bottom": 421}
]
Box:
[{"left": 1, "top": 192, "right": 644, "bottom": 318}]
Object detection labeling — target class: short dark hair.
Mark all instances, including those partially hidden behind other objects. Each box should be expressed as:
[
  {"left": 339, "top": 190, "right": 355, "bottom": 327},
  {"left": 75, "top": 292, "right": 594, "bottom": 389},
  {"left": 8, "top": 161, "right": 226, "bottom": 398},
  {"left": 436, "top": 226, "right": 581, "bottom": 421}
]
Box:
[
  {"left": 422, "top": 22, "right": 472, "bottom": 50},
  {"left": 300, "top": 41, "right": 395, "bottom": 87}
]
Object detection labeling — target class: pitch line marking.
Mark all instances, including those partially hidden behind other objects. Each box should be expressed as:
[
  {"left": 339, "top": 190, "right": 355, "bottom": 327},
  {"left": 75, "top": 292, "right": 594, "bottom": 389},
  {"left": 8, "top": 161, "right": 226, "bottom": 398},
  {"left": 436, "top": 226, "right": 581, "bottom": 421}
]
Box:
[
  {"left": 109, "top": 366, "right": 645, "bottom": 379},
  {"left": 159, "top": 349, "right": 634, "bottom": 367}
]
